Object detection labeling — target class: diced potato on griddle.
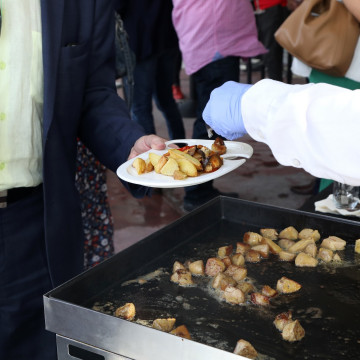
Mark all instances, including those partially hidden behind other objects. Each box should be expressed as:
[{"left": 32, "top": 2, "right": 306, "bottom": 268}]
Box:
[
  {"left": 132, "top": 158, "right": 146, "bottom": 175},
  {"left": 224, "top": 265, "right": 247, "bottom": 283},
  {"left": 188, "top": 260, "right": 205, "bottom": 275},
  {"left": 276, "top": 276, "right": 301, "bottom": 294},
  {"left": 251, "top": 292, "right": 270, "bottom": 306},
  {"left": 245, "top": 250, "right": 262, "bottom": 263},
  {"left": 321, "top": 236, "right": 346, "bottom": 251},
  {"left": 176, "top": 158, "right": 198, "bottom": 177},
  {"left": 222, "top": 256, "right": 232, "bottom": 268},
  {"left": 152, "top": 318, "right": 176, "bottom": 332},
  {"left": 251, "top": 244, "right": 269, "bottom": 258},
  {"left": 233, "top": 339, "right": 258, "bottom": 359},
  {"left": 317, "top": 247, "right": 333, "bottom": 262},
  {"left": 273, "top": 311, "right": 292, "bottom": 332},
  {"left": 237, "top": 281, "right": 254, "bottom": 295},
  {"left": 168, "top": 149, "right": 203, "bottom": 170},
  {"left": 333, "top": 253, "right": 342, "bottom": 262},
  {"left": 355, "top": 239, "right": 360, "bottom": 254},
  {"left": 288, "top": 238, "right": 314, "bottom": 254},
  {"left": 278, "top": 251, "right": 296, "bottom": 262},
  {"left": 279, "top": 226, "right": 298, "bottom": 240},
  {"left": 260, "top": 228, "right": 278, "bottom": 240},
  {"left": 304, "top": 243, "right": 318, "bottom": 258},
  {"left": 282, "top": 320, "right": 305, "bottom": 342},
  {"left": 295, "top": 252, "right": 318, "bottom": 267},
  {"left": 261, "top": 285, "right": 277, "bottom": 298},
  {"left": 278, "top": 239, "right": 296, "bottom": 250},
  {"left": 223, "top": 285, "right": 245, "bottom": 305},
  {"left": 154, "top": 155, "right": 168, "bottom": 173},
  {"left": 148, "top": 152, "right": 161, "bottom": 167},
  {"left": 212, "top": 273, "right": 237, "bottom": 290},
  {"left": 114, "top": 302, "right": 136, "bottom": 320},
  {"left": 243, "top": 232, "right": 263, "bottom": 246},
  {"left": 173, "top": 170, "right": 187, "bottom": 180},
  {"left": 173, "top": 261, "right": 186, "bottom": 273},
  {"left": 261, "top": 237, "right": 282, "bottom": 254},
  {"left": 235, "top": 242, "right": 251, "bottom": 255},
  {"left": 231, "top": 253, "right": 245, "bottom": 267},
  {"left": 170, "top": 325, "right": 191, "bottom": 339},
  {"left": 218, "top": 244, "right": 233, "bottom": 259},
  {"left": 205, "top": 257, "right": 226, "bottom": 277},
  {"left": 160, "top": 157, "right": 179, "bottom": 176},
  {"left": 298, "top": 228, "right": 320, "bottom": 241},
  {"left": 170, "top": 269, "right": 194, "bottom": 286}
]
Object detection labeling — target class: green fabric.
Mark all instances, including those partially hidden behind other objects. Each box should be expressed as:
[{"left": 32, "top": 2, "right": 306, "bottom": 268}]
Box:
[
  {"left": 309, "top": 69, "right": 360, "bottom": 90},
  {"left": 310, "top": 70, "right": 360, "bottom": 193}
]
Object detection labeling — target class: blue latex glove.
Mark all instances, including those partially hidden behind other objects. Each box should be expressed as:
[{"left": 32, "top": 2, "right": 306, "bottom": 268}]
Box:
[{"left": 203, "top": 81, "right": 252, "bottom": 140}]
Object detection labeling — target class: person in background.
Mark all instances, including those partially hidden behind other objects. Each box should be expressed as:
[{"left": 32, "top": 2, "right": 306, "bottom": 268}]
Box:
[
  {"left": 290, "top": 0, "right": 360, "bottom": 194},
  {"left": 116, "top": 0, "right": 185, "bottom": 140},
  {"left": 0, "top": 1, "right": 167, "bottom": 359},
  {"left": 254, "top": 0, "right": 290, "bottom": 81},
  {"left": 203, "top": 80, "right": 360, "bottom": 185},
  {"left": 171, "top": 0, "right": 267, "bottom": 212}
]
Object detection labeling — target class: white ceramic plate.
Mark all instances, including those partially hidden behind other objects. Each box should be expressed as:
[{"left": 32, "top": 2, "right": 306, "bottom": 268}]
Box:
[{"left": 116, "top": 139, "right": 253, "bottom": 188}]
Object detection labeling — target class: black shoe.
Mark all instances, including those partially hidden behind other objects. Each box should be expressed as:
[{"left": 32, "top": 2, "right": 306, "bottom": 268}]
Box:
[{"left": 183, "top": 190, "right": 238, "bottom": 212}]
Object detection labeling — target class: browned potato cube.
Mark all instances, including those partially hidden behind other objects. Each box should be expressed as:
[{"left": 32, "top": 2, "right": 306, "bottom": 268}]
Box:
[
  {"left": 333, "top": 253, "right": 342, "bottom": 262},
  {"left": 170, "top": 325, "right": 191, "bottom": 339},
  {"left": 278, "top": 251, "right": 296, "bottom": 262},
  {"left": 233, "top": 339, "right": 258, "bottom": 359},
  {"left": 261, "top": 285, "right": 277, "bottom": 298},
  {"left": 144, "top": 158, "right": 154, "bottom": 173},
  {"left": 235, "top": 242, "right": 251, "bottom": 255},
  {"left": 154, "top": 155, "right": 168, "bottom": 173},
  {"left": 279, "top": 226, "right": 298, "bottom": 240},
  {"left": 218, "top": 244, "right": 233, "bottom": 258},
  {"left": 317, "top": 247, "right": 333, "bottom": 262},
  {"left": 355, "top": 239, "right": 360, "bottom": 254},
  {"left": 221, "top": 256, "right": 232, "bottom": 268},
  {"left": 304, "top": 243, "right": 317, "bottom": 258},
  {"left": 236, "top": 281, "right": 255, "bottom": 295},
  {"left": 245, "top": 250, "right": 262, "bottom": 263},
  {"left": 298, "top": 228, "right": 320, "bottom": 241},
  {"left": 205, "top": 257, "right": 226, "bottom": 277},
  {"left": 168, "top": 149, "right": 202, "bottom": 170},
  {"left": 224, "top": 265, "right": 247, "bottom": 283},
  {"left": 276, "top": 276, "right": 302, "bottom": 294},
  {"left": 278, "top": 239, "right": 296, "bottom": 250},
  {"left": 261, "top": 237, "right": 282, "bottom": 254},
  {"left": 288, "top": 238, "right": 314, "bottom": 254},
  {"left": 321, "top": 236, "right": 346, "bottom": 251},
  {"left": 273, "top": 311, "right": 292, "bottom": 332},
  {"left": 148, "top": 152, "right": 161, "bottom": 167},
  {"left": 176, "top": 158, "right": 198, "bottom": 177},
  {"left": 212, "top": 273, "right": 237, "bottom": 291},
  {"left": 173, "top": 261, "right": 186, "bottom": 273},
  {"left": 114, "top": 302, "right": 136, "bottom": 320},
  {"left": 132, "top": 158, "right": 146, "bottom": 175},
  {"left": 188, "top": 260, "right": 205, "bottom": 275},
  {"left": 231, "top": 253, "right": 245, "bottom": 267},
  {"left": 243, "top": 232, "right": 263, "bottom": 246},
  {"left": 153, "top": 318, "right": 176, "bottom": 332},
  {"left": 223, "top": 285, "right": 245, "bottom": 305},
  {"left": 170, "top": 269, "right": 194, "bottom": 286},
  {"left": 251, "top": 244, "right": 269, "bottom": 258},
  {"left": 295, "top": 252, "right": 318, "bottom": 267},
  {"left": 251, "top": 292, "right": 270, "bottom": 306},
  {"left": 260, "top": 228, "right": 278, "bottom": 240},
  {"left": 282, "top": 320, "right": 305, "bottom": 342}
]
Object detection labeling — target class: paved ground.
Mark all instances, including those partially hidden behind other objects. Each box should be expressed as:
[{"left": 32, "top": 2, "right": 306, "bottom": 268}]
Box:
[{"left": 108, "top": 66, "right": 314, "bottom": 253}]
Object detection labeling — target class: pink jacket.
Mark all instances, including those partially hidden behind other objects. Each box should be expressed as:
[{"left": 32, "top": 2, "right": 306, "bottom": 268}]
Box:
[{"left": 172, "top": 0, "right": 267, "bottom": 75}]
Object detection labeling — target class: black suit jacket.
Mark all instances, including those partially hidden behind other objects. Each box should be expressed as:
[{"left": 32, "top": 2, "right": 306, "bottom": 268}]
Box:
[{"left": 40, "top": 0, "right": 146, "bottom": 286}]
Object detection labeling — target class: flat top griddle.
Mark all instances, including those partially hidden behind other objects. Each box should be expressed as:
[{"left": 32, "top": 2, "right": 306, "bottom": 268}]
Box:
[{"left": 46, "top": 198, "right": 360, "bottom": 359}]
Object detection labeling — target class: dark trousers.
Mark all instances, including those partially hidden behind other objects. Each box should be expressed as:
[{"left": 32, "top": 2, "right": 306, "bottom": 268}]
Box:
[
  {"left": 130, "top": 47, "right": 185, "bottom": 140},
  {"left": 185, "top": 56, "right": 240, "bottom": 201},
  {"left": 256, "top": 5, "right": 289, "bottom": 81},
  {"left": 0, "top": 187, "right": 57, "bottom": 360}
]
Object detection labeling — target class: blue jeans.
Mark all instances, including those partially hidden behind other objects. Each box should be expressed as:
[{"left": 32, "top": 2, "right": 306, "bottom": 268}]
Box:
[
  {"left": 185, "top": 56, "right": 240, "bottom": 201},
  {"left": 130, "top": 48, "right": 185, "bottom": 140}
]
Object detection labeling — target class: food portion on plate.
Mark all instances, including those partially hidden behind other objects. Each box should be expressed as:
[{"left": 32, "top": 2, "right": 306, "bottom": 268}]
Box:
[{"left": 131, "top": 137, "right": 227, "bottom": 181}]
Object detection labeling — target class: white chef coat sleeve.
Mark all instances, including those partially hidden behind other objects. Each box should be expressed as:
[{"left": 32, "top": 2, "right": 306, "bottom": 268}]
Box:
[{"left": 242, "top": 79, "right": 360, "bottom": 186}]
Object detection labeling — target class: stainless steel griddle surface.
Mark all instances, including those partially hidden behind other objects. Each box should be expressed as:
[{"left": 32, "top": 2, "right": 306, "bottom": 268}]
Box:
[{"left": 46, "top": 198, "right": 360, "bottom": 359}]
